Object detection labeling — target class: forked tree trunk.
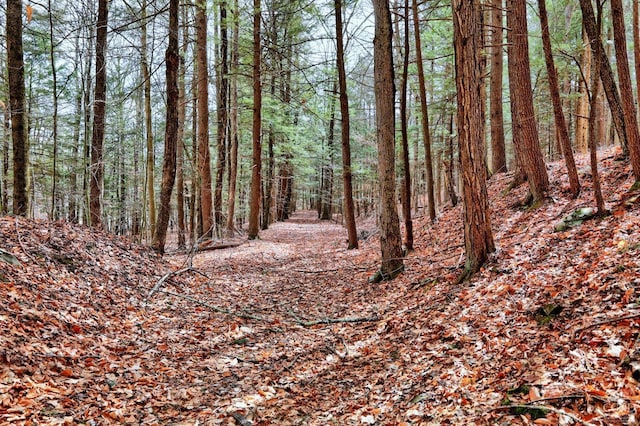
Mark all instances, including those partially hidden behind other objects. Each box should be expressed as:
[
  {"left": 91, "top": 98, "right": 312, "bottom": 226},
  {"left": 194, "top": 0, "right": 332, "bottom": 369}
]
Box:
[
  {"left": 452, "top": 0, "right": 495, "bottom": 282},
  {"left": 371, "top": 0, "right": 403, "bottom": 281}
]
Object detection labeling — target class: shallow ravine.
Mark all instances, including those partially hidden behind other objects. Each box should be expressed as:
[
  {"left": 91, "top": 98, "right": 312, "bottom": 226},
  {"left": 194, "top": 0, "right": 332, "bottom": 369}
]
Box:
[{"left": 2, "top": 148, "right": 640, "bottom": 425}]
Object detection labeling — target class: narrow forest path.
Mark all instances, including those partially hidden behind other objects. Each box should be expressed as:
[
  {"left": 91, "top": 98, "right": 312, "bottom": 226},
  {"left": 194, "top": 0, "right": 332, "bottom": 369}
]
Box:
[
  {"left": 182, "top": 210, "right": 378, "bottom": 325},
  {"left": 159, "top": 210, "right": 408, "bottom": 424}
]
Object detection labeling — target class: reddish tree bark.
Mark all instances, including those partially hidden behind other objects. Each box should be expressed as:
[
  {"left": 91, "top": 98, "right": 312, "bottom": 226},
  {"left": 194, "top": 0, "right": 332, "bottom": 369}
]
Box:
[
  {"left": 372, "top": 0, "right": 403, "bottom": 281},
  {"left": 452, "top": 0, "right": 495, "bottom": 281},
  {"left": 538, "top": 0, "right": 580, "bottom": 197}
]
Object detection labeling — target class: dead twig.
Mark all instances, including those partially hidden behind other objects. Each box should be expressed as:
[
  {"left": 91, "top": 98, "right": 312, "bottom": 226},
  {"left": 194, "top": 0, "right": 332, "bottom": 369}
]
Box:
[
  {"left": 197, "top": 241, "right": 244, "bottom": 252},
  {"left": 146, "top": 267, "right": 195, "bottom": 300},
  {"left": 574, "top": 311, "right": 640, "bottom": 338},
  {"left": 491, "top": 404, "right": 594, "bottom": 425},
  {"left": 298, "top": 316, "right": 379, "bottom": 327},
  {"left": 154, "top": 288, "right": 265, "bottom": 321}
]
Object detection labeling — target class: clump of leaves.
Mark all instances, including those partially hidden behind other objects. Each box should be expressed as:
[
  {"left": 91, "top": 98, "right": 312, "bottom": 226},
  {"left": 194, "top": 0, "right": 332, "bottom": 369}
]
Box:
[{"left": 535, "top": 303, "right": 564, "bottom": 326}]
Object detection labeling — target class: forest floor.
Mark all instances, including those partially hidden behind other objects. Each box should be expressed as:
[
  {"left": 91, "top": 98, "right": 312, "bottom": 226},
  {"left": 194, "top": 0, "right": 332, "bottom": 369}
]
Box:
[{"left": 2, "top": 147, "right": 640, "bottom": 425}]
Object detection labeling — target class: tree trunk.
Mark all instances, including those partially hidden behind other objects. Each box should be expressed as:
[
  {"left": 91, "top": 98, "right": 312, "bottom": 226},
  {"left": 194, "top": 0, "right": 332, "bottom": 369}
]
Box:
[
  {"left": 610, "top": 0, "right": 640, "bottom": 181},
  {"left": 579, "top": 0, "right": 629, "bottom": 158},
  {"left": 634, "top": 0, "right": 640, "bottom": 116},
  {"left": 452, "top": 0, "right": 495, "bottom": 282},
  {"left": 7, "top": 0, "right": 28, "bottom": 216},
  {"left": 1, "top": 107, "right": 8, "bottom": 214},
  {"left": 506, "top": 0, "right": 549, "bottom": 203},
  {"left": 335, "top": 0, "right": 358, "bottom": 248},
  {"left": 196, "top": 0, "right": 213, "bottom": 239},
  {"left": 248, "top": 0, "right": 262, "bottom": 240},
  {"left": 399, "top": 0, "right": 413, "bottom": 250},
  {"left": 538, "top": 0, "right": 580, "bottom": 197},
  {"left": 226, "top": 0, "right": 240, "bottom": 237},
  {"left": 372, "top": 0, "right": 403, "bottom": 281},
  {"left": 152, "top": 0, "right": 179, "bottom": 254},
  {"left": 48, "top": 0, "right": 59, "bottom": 219},
  {"left": 89, "top": 0, "right": 108, "bottom": 226},
  {"left": 445, "top": 113, "right": 458, "bottom": 206},
  {"left": 176, "top": 0, "right": 189, "bottom": 249},
  {"left": 214, "top": 0, "right": 229, "bottom": 233},
  {"left": 589, "top": 35, "right": 606, "bottom": 215},
  {"left": 489, "top": 0, "right": 506, "bottom": 174},
  {"left": 141, "top": 1, "right": 156, "bottom": 236},
  {"left": 575, "top": 30, "right": 591, "bottom": 154},
  {"left": 261, "top": 124, "right": 274, "bottom": 229},
  {"left": 320, "top": 81, "right": 336, "bottom": 221}
]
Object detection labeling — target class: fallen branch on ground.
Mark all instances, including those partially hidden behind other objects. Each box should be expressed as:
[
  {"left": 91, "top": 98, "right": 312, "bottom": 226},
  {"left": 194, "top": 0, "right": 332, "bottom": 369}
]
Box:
[
  {"left": 490, "top": 404, "right": 594, "bottom": 425},
  {"left": 297, "top": 316, "right": 379, "bottom": 327},
  {"left": 154, "top": 288, "right": 265, "bottom": 321},
  {"left": 197, "top": 242, "right": 244, "bottom": 252},
  {"left": 574, "top": 311, "right": 640, "bottom": 338},
  {"left": 146, "top": 267, "right": 194, "bottom": 300}
]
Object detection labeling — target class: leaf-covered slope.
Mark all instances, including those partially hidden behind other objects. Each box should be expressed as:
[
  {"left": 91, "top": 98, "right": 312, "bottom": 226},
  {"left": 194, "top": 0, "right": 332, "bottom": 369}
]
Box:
[{"left": 1, "top": 147, "right": 640, "bottom": 425}]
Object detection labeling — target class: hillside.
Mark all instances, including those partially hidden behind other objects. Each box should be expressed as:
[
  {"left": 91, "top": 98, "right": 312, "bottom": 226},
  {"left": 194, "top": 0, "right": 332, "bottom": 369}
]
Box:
[{"left": 1, "top": 147, "right": 640, "bottom": 425}]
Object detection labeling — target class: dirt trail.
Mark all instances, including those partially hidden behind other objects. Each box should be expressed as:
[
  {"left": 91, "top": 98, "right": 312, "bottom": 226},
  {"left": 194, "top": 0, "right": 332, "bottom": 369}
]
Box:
[
  {"left": 191, "top": 210, "right": 349, "bottom": 268},
  {"left": 179, "top": 210, "right": 377, "bottom": 326}
]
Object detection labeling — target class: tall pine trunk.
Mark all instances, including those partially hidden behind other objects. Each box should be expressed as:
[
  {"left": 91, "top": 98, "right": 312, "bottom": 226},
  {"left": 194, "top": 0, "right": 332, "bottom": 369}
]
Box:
[
  {"left": 141, "top": 1, "right": 156, "bottom": 236},
  {"left": 89, "top": 0, "right": 108, "bottom": 226},
  {"left": 399, "top": 0, "right": 413, "bottom": 250},
  {"left": 611, "top": 0, "right": 640, "bottom": 181},
  {"left": 196, "top": 0, "right": 213, "bottom": 239},
  {"left": 335, "top": 0, "right": 358, "bottom": 248},
  {"left": 7, "top": 0, "right": 28, "bottom": 215},
  {"left": 371, "top": 0, "right": 403, "bottom": 282},
  {"left": 152, "top": 0, "right": 179, "bottom": 253},
  {"left": 226, "top": 0, "right": 240, "bottom": 237},
  {"left": 489, "top": 0, "right": 506, "bottom": 174},
  {"left": 248, "top": 0, "right": 262, "bottom": 240},
  {"left": 452, "top": 0, "right": 495, "bottom": 282},
  {"left": 412, "top": 0, "right": 436, "bottom": 220},
  {"left": 214, "top": 0, "right": 229, "bottom": 233},
  {"left": 579, "top": 0, "right": 629, "bottom": 158},
  {"left": 538, "top": 0, "right": 580, "bottom": 197},
  {"left": 506, "top": 0, "right": 549, "bottom": 203}
]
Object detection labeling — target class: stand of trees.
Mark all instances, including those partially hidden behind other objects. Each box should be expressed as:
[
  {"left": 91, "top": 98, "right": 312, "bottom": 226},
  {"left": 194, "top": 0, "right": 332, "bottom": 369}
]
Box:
[{"left": 2, "top": 0, "right": 640, "bottom": 279}]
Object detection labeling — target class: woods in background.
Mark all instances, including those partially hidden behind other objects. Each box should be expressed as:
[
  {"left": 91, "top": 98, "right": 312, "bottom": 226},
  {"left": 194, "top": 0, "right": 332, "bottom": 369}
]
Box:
[{"left": 2, "top": 0, "right": 640, "bottom": 277}]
